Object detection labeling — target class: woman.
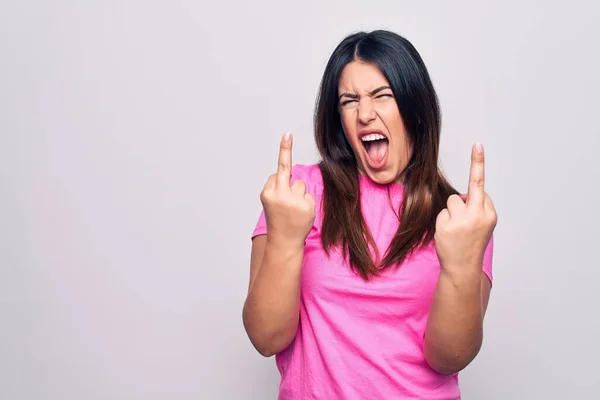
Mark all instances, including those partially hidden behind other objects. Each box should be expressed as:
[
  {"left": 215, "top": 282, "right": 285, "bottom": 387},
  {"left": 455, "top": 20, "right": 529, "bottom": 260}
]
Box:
[{"left": 243, "top": 29, "right": 497, "bottom": 399}]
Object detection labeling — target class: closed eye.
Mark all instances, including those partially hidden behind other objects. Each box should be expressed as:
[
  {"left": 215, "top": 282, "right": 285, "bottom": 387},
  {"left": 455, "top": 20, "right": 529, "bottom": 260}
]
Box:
[{"left": 339, "top": 93, "right": 393, "bottom": 107}]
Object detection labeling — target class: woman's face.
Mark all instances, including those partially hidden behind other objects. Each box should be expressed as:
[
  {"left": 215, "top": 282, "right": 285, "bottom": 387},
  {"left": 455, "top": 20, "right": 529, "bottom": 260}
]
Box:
[{"left": 338, "top": 61, "right": 412, "bottom": 185}]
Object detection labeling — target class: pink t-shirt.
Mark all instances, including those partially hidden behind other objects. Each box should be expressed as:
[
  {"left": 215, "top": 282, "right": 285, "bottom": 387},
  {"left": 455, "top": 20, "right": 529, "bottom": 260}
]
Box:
[{"left": 252, "top": 163, "right": 493, "bottom": 400}]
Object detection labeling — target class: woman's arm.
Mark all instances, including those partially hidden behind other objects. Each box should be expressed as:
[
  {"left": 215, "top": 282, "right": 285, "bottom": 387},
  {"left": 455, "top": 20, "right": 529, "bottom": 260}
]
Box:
[
  {"left": 242, "top": 235, "right": 304, "bottom": 357},
  {"left": 423, "top": 269, "right": 491, "bottom": 374},
  {"left": 424, "top": 143, "right": 497, "bottom": 374},
  {"left": 242, "top": 133, "right": 314, "bottom": 357}
]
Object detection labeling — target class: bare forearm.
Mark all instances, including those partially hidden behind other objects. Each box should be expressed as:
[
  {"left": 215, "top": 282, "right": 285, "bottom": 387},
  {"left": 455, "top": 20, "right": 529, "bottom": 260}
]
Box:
[
  {"left": 424, "top": 268, "right": 483, "bottom": 374},
  {"left": 243, "top": 238, "right": 303, "bottom": 356}
]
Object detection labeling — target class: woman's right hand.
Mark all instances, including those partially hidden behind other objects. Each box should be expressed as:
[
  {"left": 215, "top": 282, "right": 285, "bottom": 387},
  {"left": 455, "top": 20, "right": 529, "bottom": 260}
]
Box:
[{"left": 260, "top": 133, "right": 315, "bottom": 247}]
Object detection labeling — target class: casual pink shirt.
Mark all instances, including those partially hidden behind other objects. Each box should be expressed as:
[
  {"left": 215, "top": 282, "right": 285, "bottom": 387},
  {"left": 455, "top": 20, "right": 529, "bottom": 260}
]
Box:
[{"left": 252, "top": 163, "right": 494, "bottom": 400}]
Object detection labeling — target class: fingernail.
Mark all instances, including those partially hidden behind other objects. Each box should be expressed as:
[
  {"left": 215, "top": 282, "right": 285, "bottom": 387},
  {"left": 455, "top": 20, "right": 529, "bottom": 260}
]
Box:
[
  {"left": 474, "top": 142, "right": 483, "bottom": 153},
  {"left": 283, "top": 132, "right": 292, "bottom": 141}
]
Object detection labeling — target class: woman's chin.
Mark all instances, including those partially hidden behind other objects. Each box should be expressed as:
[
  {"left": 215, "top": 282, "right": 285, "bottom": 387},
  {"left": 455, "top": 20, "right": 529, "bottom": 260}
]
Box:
[
  {"left": 361, "top": 165, "right": 402, "bottom": 185},
  {"left": 371, "top": 174, "right": 397, "bottom": 185}
]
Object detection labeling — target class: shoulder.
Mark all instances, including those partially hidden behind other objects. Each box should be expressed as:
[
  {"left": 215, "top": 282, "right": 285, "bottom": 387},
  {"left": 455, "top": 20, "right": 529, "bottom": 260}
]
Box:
[{"left": 290, "top": 163, "right": 324, "bottom": 189}]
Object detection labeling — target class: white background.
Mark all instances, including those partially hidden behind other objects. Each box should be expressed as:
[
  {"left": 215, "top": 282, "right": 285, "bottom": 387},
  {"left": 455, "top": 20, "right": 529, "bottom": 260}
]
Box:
[{"left": 1, "top": 1, "right": 599, "bottom": 399}]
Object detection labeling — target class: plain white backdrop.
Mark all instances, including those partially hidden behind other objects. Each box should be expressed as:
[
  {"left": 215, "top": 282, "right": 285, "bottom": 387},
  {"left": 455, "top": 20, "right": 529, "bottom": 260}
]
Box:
[{"left": 1, "top": 1, "right": 599, "bottom": 399}]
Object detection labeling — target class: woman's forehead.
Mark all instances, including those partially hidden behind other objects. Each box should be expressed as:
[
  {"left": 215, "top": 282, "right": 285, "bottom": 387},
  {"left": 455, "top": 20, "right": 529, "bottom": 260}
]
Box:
[{"left": 338, "top": 61, "right": 390, "bottom": 92}]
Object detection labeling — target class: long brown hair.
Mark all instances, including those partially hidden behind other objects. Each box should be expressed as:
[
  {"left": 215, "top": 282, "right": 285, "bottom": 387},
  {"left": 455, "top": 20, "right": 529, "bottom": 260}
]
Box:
[{"left": 314, "top": 30, "right": 458, "bottom": 280}]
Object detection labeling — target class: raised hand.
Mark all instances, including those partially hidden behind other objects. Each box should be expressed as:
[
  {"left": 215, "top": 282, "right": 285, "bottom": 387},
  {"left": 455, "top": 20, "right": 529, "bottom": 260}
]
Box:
[
  {"left": 434, "top": 143, "right": 497, "bottom": 272},
  {"left": 260, "top": 133, "right": 316, "bottom": 247}
]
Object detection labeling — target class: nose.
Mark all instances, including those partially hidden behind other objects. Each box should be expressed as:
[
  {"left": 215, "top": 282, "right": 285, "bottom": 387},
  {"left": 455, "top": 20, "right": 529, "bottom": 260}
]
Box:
[{"left": 357, "top": 98, "right": 376, "bottom": 124}]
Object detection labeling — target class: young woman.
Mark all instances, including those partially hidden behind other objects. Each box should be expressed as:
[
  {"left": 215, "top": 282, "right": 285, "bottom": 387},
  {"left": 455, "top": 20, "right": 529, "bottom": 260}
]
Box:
[{"left": 243, "top": 29, "right": 497, "bottom": 399}]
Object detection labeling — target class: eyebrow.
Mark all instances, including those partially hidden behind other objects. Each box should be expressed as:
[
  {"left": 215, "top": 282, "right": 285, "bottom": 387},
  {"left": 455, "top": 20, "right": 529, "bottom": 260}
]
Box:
[{"left": 338, "top": 85, "right": 392, "bottom": 100}]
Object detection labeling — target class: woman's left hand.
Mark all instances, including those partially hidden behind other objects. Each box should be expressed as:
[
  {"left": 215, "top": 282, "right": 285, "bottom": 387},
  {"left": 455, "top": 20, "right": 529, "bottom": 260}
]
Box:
[{"left": 434, "top": 143, "right": 497, "bottom": 273}]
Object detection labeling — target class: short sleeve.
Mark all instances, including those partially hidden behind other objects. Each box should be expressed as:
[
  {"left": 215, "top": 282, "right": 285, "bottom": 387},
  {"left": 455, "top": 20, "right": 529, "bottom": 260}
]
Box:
[
  {"left": 251, "top": 164, "right": 313, "bottom": 240},
  {"left": 482, "top": 234, "right": 494, "bottom": 286},
  {"left": 251, "top": 210, "right": 268, "bottom": 239}
]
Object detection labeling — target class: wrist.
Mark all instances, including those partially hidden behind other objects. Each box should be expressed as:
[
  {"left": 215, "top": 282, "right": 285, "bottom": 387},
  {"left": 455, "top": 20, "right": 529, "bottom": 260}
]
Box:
[
  {"left": 440, "top": 258, "right": 482, "bottom": 275},
  {"left": 265, "top": 234, "right": 305, "bottom": 254},
  {"left": 439, "top": 266, "right": 481, "bottom": 289}
]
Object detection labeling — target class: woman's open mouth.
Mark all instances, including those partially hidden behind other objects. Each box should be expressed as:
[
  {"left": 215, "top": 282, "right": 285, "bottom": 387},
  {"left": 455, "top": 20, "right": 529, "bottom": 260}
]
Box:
[{"left": 361, "top": 132, "right": 389, "bottom": 169}]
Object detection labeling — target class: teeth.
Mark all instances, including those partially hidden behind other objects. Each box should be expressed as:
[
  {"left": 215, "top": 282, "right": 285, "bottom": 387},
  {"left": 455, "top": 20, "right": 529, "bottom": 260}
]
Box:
[{"left": 361, "top": 133, "right": 386, "bottom": 142}]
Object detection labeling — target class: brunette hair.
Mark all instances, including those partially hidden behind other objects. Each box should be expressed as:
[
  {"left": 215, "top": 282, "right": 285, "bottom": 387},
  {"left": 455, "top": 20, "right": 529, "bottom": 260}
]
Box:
[{"left": 314, "top": 30, "right": 458, "bottom": 280}]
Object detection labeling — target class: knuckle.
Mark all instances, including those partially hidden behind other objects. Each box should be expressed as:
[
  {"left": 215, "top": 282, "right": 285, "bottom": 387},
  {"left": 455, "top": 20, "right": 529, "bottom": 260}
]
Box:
[
  {"left": 447, "top": 194, "right": 459, "bottom": 205},
  {"left": 260, "top": 188, "right": 273, "bottom": 201},
  {"left": 436, "top": 209, "right": 449, "bottom": 223},
  {"left": 259, "top": 191, "right": 269, "bottom": 204},
  {"left": 280, "top": 141, "right": 291, "bottom": 150},
  {"left": 471, "top": 177, "right": 484, "bottom": 187},
  {"left": 292, "top": 179, "right": 306, "bottom": 188},
  {"left": 472, "top": 152, "right": 485, "bottom": 162},
  {"left": 264, "top": 174, "right": 276, "bottom": 188}
]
